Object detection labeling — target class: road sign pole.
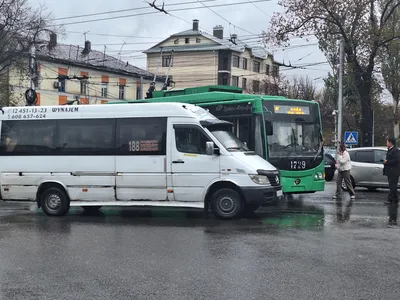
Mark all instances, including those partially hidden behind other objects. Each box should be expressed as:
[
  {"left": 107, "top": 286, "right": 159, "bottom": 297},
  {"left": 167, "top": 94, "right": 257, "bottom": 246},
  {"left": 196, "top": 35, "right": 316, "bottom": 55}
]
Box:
[{"left": 338, "top": 39, "right": 344, "bottom": 146}]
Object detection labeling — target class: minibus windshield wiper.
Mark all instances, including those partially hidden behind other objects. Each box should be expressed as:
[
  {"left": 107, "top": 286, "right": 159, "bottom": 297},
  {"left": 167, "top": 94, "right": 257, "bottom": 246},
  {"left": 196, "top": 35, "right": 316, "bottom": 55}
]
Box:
[{"left": 226, "top": 146, "right": 250, "bottom": 151}]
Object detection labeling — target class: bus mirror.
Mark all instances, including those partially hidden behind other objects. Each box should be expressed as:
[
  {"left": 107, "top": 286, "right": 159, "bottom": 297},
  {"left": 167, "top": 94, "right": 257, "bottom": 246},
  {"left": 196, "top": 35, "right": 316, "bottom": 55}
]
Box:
[
  {"left": 265, "top": 121, "right": 273, "bottom": 136},
  {"left": 206, "top": 141, "right": 215, "bottom": 155}
]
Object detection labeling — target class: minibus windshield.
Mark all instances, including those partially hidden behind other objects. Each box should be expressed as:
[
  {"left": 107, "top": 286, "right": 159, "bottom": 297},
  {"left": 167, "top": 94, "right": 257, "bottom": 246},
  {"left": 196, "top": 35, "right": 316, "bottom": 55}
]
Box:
[{"left": 210, "top": 128, "right": 250, "bottom": 152}]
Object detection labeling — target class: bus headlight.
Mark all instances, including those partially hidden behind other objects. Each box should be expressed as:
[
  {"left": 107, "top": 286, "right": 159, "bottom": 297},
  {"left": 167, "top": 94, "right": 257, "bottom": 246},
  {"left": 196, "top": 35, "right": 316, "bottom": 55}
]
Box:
[
  {"left": 314, "top": 172, "right": 324, "bottom": 180},
  {"left": 249, "top": 175, "right": 270, "bottom": 185}
]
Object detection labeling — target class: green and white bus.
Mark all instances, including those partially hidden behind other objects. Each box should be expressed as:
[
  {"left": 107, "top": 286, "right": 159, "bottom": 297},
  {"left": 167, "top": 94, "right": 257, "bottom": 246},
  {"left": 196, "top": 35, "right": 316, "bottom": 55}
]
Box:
[{"left": 108, "top": 85, "right": 325, "bottom": 195}]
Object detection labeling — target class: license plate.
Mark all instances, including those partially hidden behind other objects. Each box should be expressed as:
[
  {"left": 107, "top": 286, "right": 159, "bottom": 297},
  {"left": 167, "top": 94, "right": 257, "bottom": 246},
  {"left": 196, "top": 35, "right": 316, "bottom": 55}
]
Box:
[{"left": 277, "top": 190, "right": 283, "bottom": 197}]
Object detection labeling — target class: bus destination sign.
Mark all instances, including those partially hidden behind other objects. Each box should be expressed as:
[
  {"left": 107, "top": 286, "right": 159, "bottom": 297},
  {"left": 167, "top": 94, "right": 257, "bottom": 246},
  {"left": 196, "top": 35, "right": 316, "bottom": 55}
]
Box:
[
  {"left": 273, "top": 105, "right": 310, "bottom": 115},
  {"left": 206, "top": 103, "right": 253, "bottom": 117}
]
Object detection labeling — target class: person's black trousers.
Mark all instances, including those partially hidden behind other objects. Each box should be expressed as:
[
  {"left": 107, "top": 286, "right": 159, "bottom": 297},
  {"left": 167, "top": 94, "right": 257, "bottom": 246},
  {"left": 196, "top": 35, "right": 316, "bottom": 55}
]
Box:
[{"left": 388, "top": 175, "right": 399, "bottom": 203}]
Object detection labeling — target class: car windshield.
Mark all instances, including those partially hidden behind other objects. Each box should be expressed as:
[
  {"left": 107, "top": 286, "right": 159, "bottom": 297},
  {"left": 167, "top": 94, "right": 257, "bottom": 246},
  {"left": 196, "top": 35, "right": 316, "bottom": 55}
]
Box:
[
  {"left": 210, "top": 129, "right": 249, "bottom": 152},
  {"left": 267, "top": 121, "right": 322, "bottom": 158}
]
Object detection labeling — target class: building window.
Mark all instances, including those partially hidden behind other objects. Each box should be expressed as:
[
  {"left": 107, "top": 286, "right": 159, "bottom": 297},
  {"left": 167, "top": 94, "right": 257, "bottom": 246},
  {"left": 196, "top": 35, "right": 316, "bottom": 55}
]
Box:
[
  {"left": 253, "top": 61, "right": 260, "bottom": 73},
  {"left": 80, "top": 80, "right": 88, "bottom": 95},
  {"left": 232, "top": 76, "right": 239, "bottom": 87},
  {"left": 242, "top": 58, "right": 248, "bottom": 70},
  {"left": 272, "top": 66, "right": 278, "bottom": 77},
  {"left": 252, "top": 80, "right": 260, "bottom": 93},
  {"left": 119, "top": 85, "right": 125, "bottom": 100},
  {"left": 162, "top": 55, "right": 173, "bottom": 67},
  {"left": 196, "top": 38, "right": 201, "bottom": 43},
  {"left": 101, "top": 83, "right": 108, "bottom": 98},
  {"left": 266, "top": 64, "right": 270, "bottom": 75},
  {"left": 174, "top": 39, "right": 179, "bottom": 44},
  {"left": 58, "top": 77, "right": 66, "bottom": 92},
  {"left": 185, "top": 38, "right": 190, "bottom": 44},
  {"left": 242, "top": 78, "right": 247, "bottom": 89},
  {"left": 232, "top": 55, "right": 240, "bottom": 68}
]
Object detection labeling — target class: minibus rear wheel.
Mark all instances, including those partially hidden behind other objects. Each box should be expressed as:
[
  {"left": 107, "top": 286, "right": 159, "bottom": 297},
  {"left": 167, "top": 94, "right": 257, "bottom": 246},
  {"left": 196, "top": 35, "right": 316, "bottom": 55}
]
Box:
[
  {"left": 40, "top": 187, "right": 70, "bottom": 217},
  {"left": 211, "top": 188, "right": 243, "bottom": 219}
]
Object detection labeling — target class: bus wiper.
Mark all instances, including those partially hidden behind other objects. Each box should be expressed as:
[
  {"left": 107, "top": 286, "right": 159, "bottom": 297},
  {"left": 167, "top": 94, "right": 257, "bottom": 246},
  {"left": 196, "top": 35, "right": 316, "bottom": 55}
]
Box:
[
  {"left": 283, "top": 142, "right": 299, "bottom": 149},
  {"left": 312, "top": 140, "right": 324, "bottom": 162}
]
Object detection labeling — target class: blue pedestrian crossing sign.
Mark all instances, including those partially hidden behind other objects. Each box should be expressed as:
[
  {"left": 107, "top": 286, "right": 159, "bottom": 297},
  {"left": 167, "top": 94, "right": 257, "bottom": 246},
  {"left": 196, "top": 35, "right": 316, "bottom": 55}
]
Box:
[{"left": 344, "top": 131, "right": 358, "bottom": 145}]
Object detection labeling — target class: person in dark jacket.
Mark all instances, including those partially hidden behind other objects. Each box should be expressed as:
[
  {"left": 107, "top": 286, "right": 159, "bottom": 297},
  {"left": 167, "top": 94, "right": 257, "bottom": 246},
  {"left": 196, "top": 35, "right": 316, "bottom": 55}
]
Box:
[{"left": 383, "top": 137, "right": 400, "bottom": 205}]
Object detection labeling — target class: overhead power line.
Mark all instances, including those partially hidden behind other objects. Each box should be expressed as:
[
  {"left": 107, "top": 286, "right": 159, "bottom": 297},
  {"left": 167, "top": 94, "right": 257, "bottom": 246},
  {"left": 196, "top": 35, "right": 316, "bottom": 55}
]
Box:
[
  {"left": 54, "top": 0, "right": 216, "bottom": 21},
  {"left": 195, "top": 0, "right": 257, "bottom": 36},
  {"left": 53, "top": 0, "right": 273, "bottom": 27},
  {"left": 246, "top": 0, "right": 271, "bottom": 17}
]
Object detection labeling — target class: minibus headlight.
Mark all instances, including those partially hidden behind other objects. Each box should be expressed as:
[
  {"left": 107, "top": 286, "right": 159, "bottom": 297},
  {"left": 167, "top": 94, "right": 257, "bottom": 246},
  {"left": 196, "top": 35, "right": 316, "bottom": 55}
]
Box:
[{"left": 249, "top": 175, "right": 270, "bottom": 185}]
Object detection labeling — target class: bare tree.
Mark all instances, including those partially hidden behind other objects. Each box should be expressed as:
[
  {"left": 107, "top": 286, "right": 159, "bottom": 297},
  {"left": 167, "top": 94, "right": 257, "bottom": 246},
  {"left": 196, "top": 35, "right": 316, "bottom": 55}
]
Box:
[
  {"left": 0, "top": 0, "right": 53, "bottom": 106},
  {"left": 264, "top": 0, "right": 400, "bottom": 146},
  {"left": 283, "top": 76, "right": 316, "bottom": 100},
  {"left": 381, "top": 6, "right": 400, "bottom": 139},
  {"left": 0, "top": 0, "right": 51, "bottom": 74},
  {"left": 259, "top": 74, "right": 317, "bottom": 100}
]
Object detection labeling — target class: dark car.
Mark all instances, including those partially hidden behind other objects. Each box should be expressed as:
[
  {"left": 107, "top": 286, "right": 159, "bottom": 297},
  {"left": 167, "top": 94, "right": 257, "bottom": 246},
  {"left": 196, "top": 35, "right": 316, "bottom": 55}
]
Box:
[{"left": 324, "top": 153, "right": 336, "bottom": 181}]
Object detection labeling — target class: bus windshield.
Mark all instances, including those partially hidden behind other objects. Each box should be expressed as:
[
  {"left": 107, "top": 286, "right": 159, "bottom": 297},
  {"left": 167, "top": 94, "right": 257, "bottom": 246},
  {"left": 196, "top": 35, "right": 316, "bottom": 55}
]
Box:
[
  {"left": 263, "top": 101, "right": 322, "bottom": 158},
  {"left": 267, "top": 121, "right": 321, "bottom": 158}
]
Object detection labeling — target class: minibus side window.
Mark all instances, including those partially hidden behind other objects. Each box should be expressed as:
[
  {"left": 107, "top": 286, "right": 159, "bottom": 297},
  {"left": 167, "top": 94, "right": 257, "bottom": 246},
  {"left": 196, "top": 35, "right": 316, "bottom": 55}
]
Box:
[
  {"left": 116, "top": 117, "right": 167, "bottom": 155},
  {"left": 174, "top": 126, "right": 211, "bottom": 155},
  {"left": 0, "top": 120, "right": 57, "bottom": 155}
]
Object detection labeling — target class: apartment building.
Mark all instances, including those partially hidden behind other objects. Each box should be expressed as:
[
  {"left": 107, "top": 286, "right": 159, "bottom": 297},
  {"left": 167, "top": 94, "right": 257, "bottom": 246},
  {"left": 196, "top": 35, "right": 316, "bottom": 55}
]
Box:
[
  {"left": 144, "top": 19, "right": 281, "bottom": 93},
  {"left": 7, "top": 33, "right": 164, "bottom": 106}
]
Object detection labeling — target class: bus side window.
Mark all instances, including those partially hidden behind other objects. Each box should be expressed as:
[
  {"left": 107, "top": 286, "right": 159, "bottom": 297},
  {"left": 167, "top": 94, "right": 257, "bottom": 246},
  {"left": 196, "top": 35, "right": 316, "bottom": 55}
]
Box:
[{"left": 116, "top": 117, "right": 167, "bottom": 155}]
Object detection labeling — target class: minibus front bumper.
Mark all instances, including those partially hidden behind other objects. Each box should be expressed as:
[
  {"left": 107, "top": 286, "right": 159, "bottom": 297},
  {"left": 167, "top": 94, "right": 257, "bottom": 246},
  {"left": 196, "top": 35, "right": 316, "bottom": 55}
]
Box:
[{"left": 241, "top": 185, "right": 283, "bottom": 205}]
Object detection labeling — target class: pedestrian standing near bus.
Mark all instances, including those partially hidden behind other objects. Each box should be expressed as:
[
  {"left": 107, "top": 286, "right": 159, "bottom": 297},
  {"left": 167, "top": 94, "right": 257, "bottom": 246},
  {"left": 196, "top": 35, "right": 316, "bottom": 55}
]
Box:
[
  {"left": 383, "top": 137, "right": 400, "bottom": 205},
  {"left": 333, "top": 142, "right": 355, "bottom": 200}
]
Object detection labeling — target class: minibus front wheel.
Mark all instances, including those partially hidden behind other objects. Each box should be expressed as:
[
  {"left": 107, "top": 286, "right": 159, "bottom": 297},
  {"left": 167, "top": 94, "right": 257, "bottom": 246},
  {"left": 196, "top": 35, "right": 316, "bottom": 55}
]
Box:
[
  {"left": 40, "top": 187, "right": 70, "bottom": 217},
  {"left": 211, "top": 188, "right": 243, "bottom": 219}
]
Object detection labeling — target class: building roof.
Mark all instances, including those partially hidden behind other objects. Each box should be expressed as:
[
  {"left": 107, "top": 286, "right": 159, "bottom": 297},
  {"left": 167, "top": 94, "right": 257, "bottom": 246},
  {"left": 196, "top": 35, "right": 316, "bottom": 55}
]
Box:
[
  {"left": 36, "top": 42, "right": 162, "bottom": 81},
  {"left": 144, "top": 27, "right": 274, "bottom": 61}
]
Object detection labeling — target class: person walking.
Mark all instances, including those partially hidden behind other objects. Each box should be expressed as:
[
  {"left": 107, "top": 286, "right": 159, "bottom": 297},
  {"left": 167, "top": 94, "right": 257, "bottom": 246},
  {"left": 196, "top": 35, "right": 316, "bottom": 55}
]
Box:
[
  {"left": 383, "top": 137, "right": 400, "bottom": 205},
  {"left": 333, "top": 142, "right": 355, "bottom": 200}
]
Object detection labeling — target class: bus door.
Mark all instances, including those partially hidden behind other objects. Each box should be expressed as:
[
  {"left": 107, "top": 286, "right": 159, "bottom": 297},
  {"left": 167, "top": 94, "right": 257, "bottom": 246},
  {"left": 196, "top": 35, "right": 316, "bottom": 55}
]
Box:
[
  {"left": 115, "top": 117, "right": 168, "bottom": 201},
  {"left": 170, "top": 123, "right": 220, "bottom": 202}
]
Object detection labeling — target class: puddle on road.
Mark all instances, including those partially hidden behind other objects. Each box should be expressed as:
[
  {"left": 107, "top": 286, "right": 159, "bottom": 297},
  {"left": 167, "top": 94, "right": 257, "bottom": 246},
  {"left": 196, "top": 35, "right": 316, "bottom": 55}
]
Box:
[{"left": 0, "top": 197, "right": 398, "bottom": 231}]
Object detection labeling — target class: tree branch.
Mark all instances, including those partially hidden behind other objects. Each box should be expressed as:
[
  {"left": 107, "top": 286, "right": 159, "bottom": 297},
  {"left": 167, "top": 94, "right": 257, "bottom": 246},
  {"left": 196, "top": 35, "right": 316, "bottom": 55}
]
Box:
[
  {"left": 383, "top": 1, "right": 400, "bottom": 24},
  {"left": 318, "top": 0, "right": 349, "bottom": 42},
  {"left": 378, "top": 35, "right": 400, "bottom": 47}
]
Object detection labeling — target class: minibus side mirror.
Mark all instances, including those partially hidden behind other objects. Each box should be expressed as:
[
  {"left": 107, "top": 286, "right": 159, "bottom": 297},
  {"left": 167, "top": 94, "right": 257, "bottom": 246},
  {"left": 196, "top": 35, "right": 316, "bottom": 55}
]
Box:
[{"left": 206, "top": 141, "right": 217, "bottom": 156}]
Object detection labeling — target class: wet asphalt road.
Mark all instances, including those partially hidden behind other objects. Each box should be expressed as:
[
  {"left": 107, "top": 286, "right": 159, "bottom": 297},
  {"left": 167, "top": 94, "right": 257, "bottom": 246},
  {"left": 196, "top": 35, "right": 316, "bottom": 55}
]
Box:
[{"left": 1, "top": 181, "right": 400, "bottom": 300}]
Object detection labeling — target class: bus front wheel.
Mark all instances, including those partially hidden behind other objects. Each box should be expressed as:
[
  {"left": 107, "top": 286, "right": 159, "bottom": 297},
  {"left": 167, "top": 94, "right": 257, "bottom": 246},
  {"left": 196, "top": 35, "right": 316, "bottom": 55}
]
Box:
[
  {"left": 40, "top": 187, "right": 70, "bottom": 217},
  {"left": 211, "top": 188, "right": 243, "bottom": 219}
]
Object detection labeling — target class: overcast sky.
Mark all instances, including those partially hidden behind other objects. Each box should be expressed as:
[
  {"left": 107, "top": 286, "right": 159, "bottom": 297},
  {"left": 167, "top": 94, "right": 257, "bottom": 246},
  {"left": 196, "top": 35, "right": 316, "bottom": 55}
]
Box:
[{"left": 36, "top": 0, "right": 331, "bottom": 89}]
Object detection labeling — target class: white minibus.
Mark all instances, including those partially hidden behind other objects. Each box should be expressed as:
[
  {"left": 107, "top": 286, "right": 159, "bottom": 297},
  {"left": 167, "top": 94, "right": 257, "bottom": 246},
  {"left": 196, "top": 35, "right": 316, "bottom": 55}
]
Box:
[{"left": 0, "top": 103, "right": 282, "bottom": 219}]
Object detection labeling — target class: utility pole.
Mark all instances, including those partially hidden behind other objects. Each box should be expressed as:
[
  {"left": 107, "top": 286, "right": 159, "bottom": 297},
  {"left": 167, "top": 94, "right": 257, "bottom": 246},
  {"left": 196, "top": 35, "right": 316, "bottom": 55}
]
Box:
[
  {"left": 25, "top": 44, "right": 38, "bottom": 106},
  {"left": 337, "top": 38, "right": 344, "bottom": 152},
  {"left": 333, "top": 110, "right": 338, "bottom": 160},
  {"left": 30, "top": 44, "right": 36, "bottom": 90},
  {"left": 372, "top": 111, "right": 375, "bottom": 146}
]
